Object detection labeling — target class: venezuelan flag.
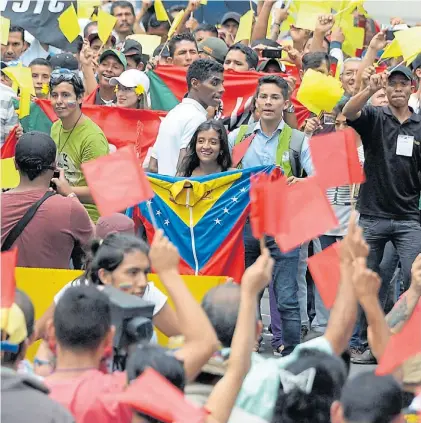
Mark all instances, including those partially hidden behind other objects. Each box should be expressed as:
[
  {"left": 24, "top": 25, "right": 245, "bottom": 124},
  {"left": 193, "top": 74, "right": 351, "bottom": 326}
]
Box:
[{"left": 127, "top": 166, "right": 275, "bottom": 281}]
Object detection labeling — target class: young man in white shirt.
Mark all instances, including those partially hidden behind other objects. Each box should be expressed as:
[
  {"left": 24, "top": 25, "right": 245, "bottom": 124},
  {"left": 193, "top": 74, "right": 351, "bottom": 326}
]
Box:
[{"left": 149, "top": 58, "right": 224, "bottom": 176}]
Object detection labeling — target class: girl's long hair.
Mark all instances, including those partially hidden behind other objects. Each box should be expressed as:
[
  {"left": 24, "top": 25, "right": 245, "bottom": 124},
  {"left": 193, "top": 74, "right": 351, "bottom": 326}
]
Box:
[{"left": 179, "top": 120, "right": 232, "bottom": 177}]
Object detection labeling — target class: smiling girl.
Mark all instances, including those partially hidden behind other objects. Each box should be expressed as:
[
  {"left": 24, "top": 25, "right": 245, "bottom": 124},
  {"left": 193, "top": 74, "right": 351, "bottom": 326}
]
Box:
[
  {"left": 178, "top": 120, "right": 233, "bottom": 177},
  {"left": 109, "top": 69, "right": 150, "bottom": 109}
]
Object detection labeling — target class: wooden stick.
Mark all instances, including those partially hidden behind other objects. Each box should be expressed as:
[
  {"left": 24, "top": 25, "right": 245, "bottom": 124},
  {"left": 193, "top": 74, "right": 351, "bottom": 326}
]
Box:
[
  {"left": 260, "top": 235, "right": 266, "bottom": 252},
  {"left": 249, "top": 0, "right": 254, "bottom": 12}
]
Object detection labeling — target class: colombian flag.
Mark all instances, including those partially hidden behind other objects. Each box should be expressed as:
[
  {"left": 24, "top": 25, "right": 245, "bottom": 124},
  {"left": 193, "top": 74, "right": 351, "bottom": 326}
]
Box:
[{"left": 127, "top": 166, "right": 275, "bottom": 281}]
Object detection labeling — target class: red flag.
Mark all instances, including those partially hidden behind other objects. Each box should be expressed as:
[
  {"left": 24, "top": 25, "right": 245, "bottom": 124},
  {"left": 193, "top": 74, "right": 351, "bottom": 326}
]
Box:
[
  {"left": 1, "top": 248, "right": 17, "bottom": 308},
  {"left": 275, "top": 176, "right": 338, "bottom": 252},
  {"left": 376, "top": 305, "right": 421, "bottom": 376},
  {"left": 250, "top": 173, "right": 269, "bottom": 239},
  {"left": 1, "top": 125, "right": 18, "bottom": 159},
  {"left": 118, "top": 368, "right": 207, "bottom": 423},
  {"left": 81, "top": 145, "right": 154, "bottom": 217},
  {"left": 35, "top": 99, "right": 166, "bottom": 163},
  {"left": 310, "top": 128, "right": 365, "bottom": 190},
  {"left": 232, "top": 134, "right": 255, "bottom": 168},
  {"left": 307, "top": 242, "right": 341, "bottom": 309}
]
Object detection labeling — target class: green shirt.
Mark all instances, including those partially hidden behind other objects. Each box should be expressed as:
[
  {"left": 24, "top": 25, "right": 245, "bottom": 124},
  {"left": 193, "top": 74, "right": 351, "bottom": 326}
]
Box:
[{"left": 51, "top": 117, "right": 109, "bottom": 222}]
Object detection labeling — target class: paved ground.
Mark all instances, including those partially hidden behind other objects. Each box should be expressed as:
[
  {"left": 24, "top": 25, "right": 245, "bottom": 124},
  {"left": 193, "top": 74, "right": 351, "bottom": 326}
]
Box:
[{"left": 259, "top": 290, "right": 376, "bottom": 377}]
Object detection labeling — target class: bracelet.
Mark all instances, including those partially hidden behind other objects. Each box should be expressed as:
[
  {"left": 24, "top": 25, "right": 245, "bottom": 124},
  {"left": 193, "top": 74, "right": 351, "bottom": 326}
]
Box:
[
  {"left": 67, "top": 193, "right": 77, "bottom": 199},
  {"left": 285, "top": 104, "right": 295, "bottom": 113},
  {"left": 272, "top": 22, "right": 281, "bottom": 29}
]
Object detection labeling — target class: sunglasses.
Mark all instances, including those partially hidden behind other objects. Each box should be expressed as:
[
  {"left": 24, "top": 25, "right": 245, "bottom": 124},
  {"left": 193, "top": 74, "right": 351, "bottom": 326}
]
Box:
[{"left": 51, "top": 68, "right": 77, "bottom": 82}]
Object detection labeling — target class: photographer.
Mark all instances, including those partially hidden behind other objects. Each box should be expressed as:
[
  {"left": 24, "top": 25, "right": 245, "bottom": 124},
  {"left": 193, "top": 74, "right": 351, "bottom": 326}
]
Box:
[
  {"left": 1, "top": 131, "right": 93, "bottom": 267},
  {"left": 43, "top": 231, "right": 219, "bottom": 421}
]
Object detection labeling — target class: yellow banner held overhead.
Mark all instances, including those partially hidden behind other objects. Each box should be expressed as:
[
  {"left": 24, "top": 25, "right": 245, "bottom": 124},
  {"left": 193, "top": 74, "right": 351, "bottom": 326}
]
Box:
[
  {"left": 234, "top": 9, "right": 254, "bottom": 44},
  {"left": 154, "top": 0, "right": 170, "bottom": 22},
  {"left": 297, "top": 69, "right": 344, "bottom": 115},
  {"left": 295, "top": 1, "right": 331, "bottom": 31},
  {"left": 97, "top": 9, "right": 117, "bottom": 44},
  {"left": 1, "top": 16, "right": 11, "bottom": 45},
  {"left": 3, "top": 62, "right": 35, "bottom": 96},
  {"left": 380, "top": 39, "right": 402, "bottom": 60},
  {"left": 18, "top": 89, "right": 31, "bottom": 119},
  {"left": 168, "top": 10, "right": 185, "bottom": 39},
  {"left": 58, "top": 4, "right": 80, "bottom": 43},
  {"left": 127, "top": 34, "right": 161, "bottom": 56},
  {"left": 77, "top": 0, "right": 100, "bottom": 19},
  {"left": 394, "top": 27, "right": 421, "bottom": 66},
  {"left": 16, "top": 267, "right": 227, "bottom": 359}
]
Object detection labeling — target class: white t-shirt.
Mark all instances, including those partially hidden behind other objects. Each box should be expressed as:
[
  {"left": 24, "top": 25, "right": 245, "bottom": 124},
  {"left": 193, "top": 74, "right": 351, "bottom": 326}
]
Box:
[
  {"left": 151, "top": 98, "right": 208, "bottom": 176},
  {"left": 54, "top": 279, "right": 167, "bottom": 317},
  {"left": 409, "top": 93, "right": 420, "bottom": 114}
]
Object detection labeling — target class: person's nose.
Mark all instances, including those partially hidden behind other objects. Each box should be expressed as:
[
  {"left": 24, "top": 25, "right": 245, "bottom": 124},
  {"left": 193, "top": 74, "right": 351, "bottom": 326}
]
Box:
[
  {"left": 6, "top": 45, "right": 13, "bottom": 55},
  {"left": 35, "top": 75, "right": 43, "bottom": 85},
  {"left": 185, "top": 52, "right": 192, "bottom": 63}
]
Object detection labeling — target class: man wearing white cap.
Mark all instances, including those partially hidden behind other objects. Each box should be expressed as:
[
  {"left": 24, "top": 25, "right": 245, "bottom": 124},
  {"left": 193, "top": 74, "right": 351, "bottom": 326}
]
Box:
[{"left": 109, "top": 69, "right": 150, "bottom": 109}]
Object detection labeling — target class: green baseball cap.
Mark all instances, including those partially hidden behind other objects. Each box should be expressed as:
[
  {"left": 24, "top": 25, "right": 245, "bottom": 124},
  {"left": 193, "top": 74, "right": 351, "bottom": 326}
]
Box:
[
  {"left": 198, "top": 37, "right": 228, "bottom": 64},
  {"left": 99, "top": 49, "right": 127, "bottom": 70}
]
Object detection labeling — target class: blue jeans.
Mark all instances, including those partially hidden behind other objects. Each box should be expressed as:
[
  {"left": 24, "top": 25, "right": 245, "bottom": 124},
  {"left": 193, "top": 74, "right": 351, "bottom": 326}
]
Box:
[
  {"left": 312, "top": 235, "right": 341, "bottom": 333},
  {"left": 244, "top": 222, "right": 300, "bottom": 355},
  {"left": 351, "top": 215, "right": 421, "bottom": 349}
]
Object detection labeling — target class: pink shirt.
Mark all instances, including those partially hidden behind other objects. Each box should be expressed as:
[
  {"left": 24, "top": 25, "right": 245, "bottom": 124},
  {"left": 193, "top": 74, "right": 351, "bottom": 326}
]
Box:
[{"left": 1, "top": 189, "right": 93, "bottom": 268}]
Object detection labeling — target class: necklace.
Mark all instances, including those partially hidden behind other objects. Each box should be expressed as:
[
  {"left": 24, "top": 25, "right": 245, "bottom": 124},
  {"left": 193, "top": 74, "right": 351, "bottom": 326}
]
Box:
[{"left": 58, "top": 113, "right": 83, "bottom": 155}]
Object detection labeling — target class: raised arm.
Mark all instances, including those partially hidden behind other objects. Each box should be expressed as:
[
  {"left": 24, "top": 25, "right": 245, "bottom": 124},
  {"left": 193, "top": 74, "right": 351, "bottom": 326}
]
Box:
[
  {"left": 251, "top": 0, "right": 275, "bottom": 42},
  {"left": 342, "top": 72, "right": 386, "bottom": 121},
  {"left": 310, "top": 14, "right": 335, "bottom": 53},
  {"left": 206, "top": 249, "right": 274, "bottom": 423},
  {"left": 148, "top": 230, "right": 219, "bottom": 382},
  {"left": 324, "top": 212, "right": 369, "bottom": 355}
]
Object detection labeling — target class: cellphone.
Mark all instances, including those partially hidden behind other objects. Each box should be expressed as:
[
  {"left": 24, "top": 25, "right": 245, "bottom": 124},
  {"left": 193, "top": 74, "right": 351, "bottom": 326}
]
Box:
[
  {"left": 262, "top": 49, "right": 282, "bottom": 59},
  {"left": 323, "top": 114, "right": 335, "bottom": 126},
  {"left": 50, "top": 170, "right": 60, "bottom": 190},
  {"left": 385, "top": 29, "right": 395, "bottom": 41}
]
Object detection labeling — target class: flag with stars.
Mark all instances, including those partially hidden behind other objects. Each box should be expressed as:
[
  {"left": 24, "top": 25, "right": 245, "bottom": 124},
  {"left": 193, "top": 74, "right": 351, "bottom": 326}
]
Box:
[{"left": 126, "top": 166, "right": 275, "bottom": 281}]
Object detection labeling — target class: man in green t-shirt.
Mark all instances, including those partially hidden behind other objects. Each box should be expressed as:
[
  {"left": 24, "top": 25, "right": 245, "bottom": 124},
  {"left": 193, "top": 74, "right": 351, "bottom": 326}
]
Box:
[{"left": 49, "top": 69, "right": 109, "bottom": 222}]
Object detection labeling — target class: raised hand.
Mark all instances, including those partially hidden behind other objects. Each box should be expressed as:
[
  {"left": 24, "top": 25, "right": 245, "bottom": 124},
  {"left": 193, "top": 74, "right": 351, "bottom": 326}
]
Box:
[
  {"left": 149, "top": 229, "right": 180, "bottom": 274},
  {"left": 315, "top": 14, "right": 335, "bottom": 35},
  {"left": 368, "top": 72, "right": 387, "bottom": 94},
  {"left": 352, "top": 257, "right": 381, "bottom": 303},
  {"left": 361, "top": 65, "right": 376, "bottom": 90},
  {"left": 303, "top": 116, "right": 321, "bottom": 135},
  {"left": 341, "top": 211, "right": 369, "bottom": 263},
  {"left": 368, "top": 30, "right": 387, "bottom": 52},
  {"left": 410, "top": 254, "right": 421, "bottom": 295},
  {"left": 241, "top": 248, "right": 274, "bottom": 295}
]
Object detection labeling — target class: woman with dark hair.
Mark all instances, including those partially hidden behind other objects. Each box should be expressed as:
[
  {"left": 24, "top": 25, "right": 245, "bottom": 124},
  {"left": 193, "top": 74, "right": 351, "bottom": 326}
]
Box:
[
  {"left": 178, "top": 120, "right": 233, "bottom": 177},
  {"left": 34, "top": 232, "right": 180, "bottom": 376}
]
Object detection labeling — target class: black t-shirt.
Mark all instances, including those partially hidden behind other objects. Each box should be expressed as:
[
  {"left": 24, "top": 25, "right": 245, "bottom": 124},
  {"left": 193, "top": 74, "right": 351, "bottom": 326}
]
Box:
[{"left": 347, "top": 105, "right": 421, "bottom": 221}]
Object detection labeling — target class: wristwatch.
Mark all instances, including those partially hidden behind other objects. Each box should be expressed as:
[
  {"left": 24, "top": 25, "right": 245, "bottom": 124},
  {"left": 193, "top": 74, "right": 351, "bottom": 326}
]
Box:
[{"left": 285, "top": 104, "right": 295, "bottom": 113}]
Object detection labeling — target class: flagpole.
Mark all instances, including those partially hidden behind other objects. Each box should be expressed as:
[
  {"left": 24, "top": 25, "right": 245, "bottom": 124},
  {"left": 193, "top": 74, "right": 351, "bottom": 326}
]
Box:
[{"left": 146, "top": 201, "right": 159, "bottom": 229}]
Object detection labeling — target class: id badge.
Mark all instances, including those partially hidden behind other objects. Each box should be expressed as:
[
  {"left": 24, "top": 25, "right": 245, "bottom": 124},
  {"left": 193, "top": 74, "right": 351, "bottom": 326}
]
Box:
[{"left": 396, "top": 135, "right": 414, "bottom": 157}]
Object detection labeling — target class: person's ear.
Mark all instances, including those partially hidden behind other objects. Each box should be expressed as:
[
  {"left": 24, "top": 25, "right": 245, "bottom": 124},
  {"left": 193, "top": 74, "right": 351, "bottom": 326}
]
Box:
[
  {"left": 299, "top": 69, "right": 304, "bottom": 80},
  {"left": 190, "top": 77, "right": 200, "bottom": 90},
  {"left": 137, "top": 62, "right": 145, "bottom": 71},
  {"left": 166, "top": 56, "right": 173, "bottom": 64},
  {"left": 104, "top": 325, "right": 116, "bottom": 350},
  {"left": 283, "top": 99, "right": 291, "bottom": 111},
  {"left": 46, "top": 318, "right": 56, "bottom": 346},
  {"left": 330, "top": 401, "right": 343, "bottom": 423},
  {"left": 98, "top": 268, "right": 112, "bottom": 286}
]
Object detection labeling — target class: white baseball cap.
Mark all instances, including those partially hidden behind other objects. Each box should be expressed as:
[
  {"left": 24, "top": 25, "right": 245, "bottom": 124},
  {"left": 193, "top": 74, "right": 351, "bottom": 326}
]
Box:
[{"left": 109, "top": 69, "right": 150, "bottom": 93}]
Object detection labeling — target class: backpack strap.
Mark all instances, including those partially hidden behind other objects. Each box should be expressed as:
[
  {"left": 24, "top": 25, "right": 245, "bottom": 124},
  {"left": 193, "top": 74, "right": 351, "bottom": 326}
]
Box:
[
  {"left": 1, "top": 191, "right": 56, "bottom": 252},
  {"left": 289, "top": 129, "right": 306, "bottom": 177}
]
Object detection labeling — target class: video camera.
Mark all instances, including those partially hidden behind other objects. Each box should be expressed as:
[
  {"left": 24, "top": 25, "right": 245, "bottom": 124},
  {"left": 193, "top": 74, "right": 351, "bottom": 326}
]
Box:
[{"left": 102, "top": 286, "right": 154, "bottom": 371}]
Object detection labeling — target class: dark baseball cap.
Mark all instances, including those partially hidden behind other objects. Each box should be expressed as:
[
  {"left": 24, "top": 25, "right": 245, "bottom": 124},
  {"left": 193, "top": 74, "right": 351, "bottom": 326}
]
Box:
[
  {"left": 15, "top": 131, "right": 56, "bottom": 168},
  {"left": 121, "top": 39, "right": 142, "bottom": 57},
  {"left": 49, "top": 53, "right": 79, "bottom": 71},
  {"left": 198, "top": 37, "right": 228, "bottom": 64},
  {"left": 153, "top": 43, "right": 170, "bottom": 58},
  {"left": 387, "top": 65, "right": 413, "bottom": 81},
  {"left": 221, "top": 12, "right": 241, "bottom": 26},
  {"left": 99, "top": 49, "right": 127, "bottom": 70},
  {"left": 257, "top": 59, "right": 286, "bottom": 73},
  {"left": 341, "top": 372, "right": 402, "bottom": 423}
]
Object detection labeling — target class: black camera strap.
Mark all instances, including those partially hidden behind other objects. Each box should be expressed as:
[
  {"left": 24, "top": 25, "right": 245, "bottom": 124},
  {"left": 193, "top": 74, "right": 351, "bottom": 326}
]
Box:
[{"left": 2, "top": 191, "right": 56, "bottom": 252}]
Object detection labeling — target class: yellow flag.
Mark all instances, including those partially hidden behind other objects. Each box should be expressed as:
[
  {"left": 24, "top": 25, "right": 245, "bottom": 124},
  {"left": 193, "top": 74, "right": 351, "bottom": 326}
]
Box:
[
  {"left": 58, "top": 4, "right": 80, "bottom": 43},
  {"left": 297, "top": 69, "right": 344, "bottom": 115},
  {"left": 234, "top": 10, "right": 254, "bottom": 43},
  {"left": 3, "top": 63, "right": 35, "bottom": 96},
  {"left": 281, "top": 13, "right": 296, "bottom": 33},
  {"left": 18, "top": 89, "right": 31, "bottom": 119},
  {"left": 200, "top": 0, "right": 208, "bottom": 5},
  {"left": 342, "top": 26, "right": 364, "bottom": 56},
  {"left": 154, "top": 0, "right": 170, "bottom": 22},
  {"left": 1, "top": 16, "right": 10, "bottom": 45},
  {"left": 77, "top": 0, "right": 100, "bottom": 19},
  {"left": 380, "top": 39, "right": 402, "bottom": 60},
  {"left": 168, "top": 10, "right": 185, "bottom": 39},
  {"left": 97, "top": 9, "right": 117, "bottom": 44},
  {"left": 1, "top": 158, "right": 20, "bottom": 190},
  {"left": 394, "top": 27, "right": 421, "bottom": 64},
  {"left": 295, "top": 1, "right": 331, "bottom": 31},
  {"left": 127, "top": 34, "right": 161, "bottom": 56}
]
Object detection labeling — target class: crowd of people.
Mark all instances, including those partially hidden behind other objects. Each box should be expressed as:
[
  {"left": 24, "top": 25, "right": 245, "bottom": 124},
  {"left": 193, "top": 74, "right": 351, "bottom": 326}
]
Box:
[{"left": 1, "top": 0, "right": 421, "bottom": 422}]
